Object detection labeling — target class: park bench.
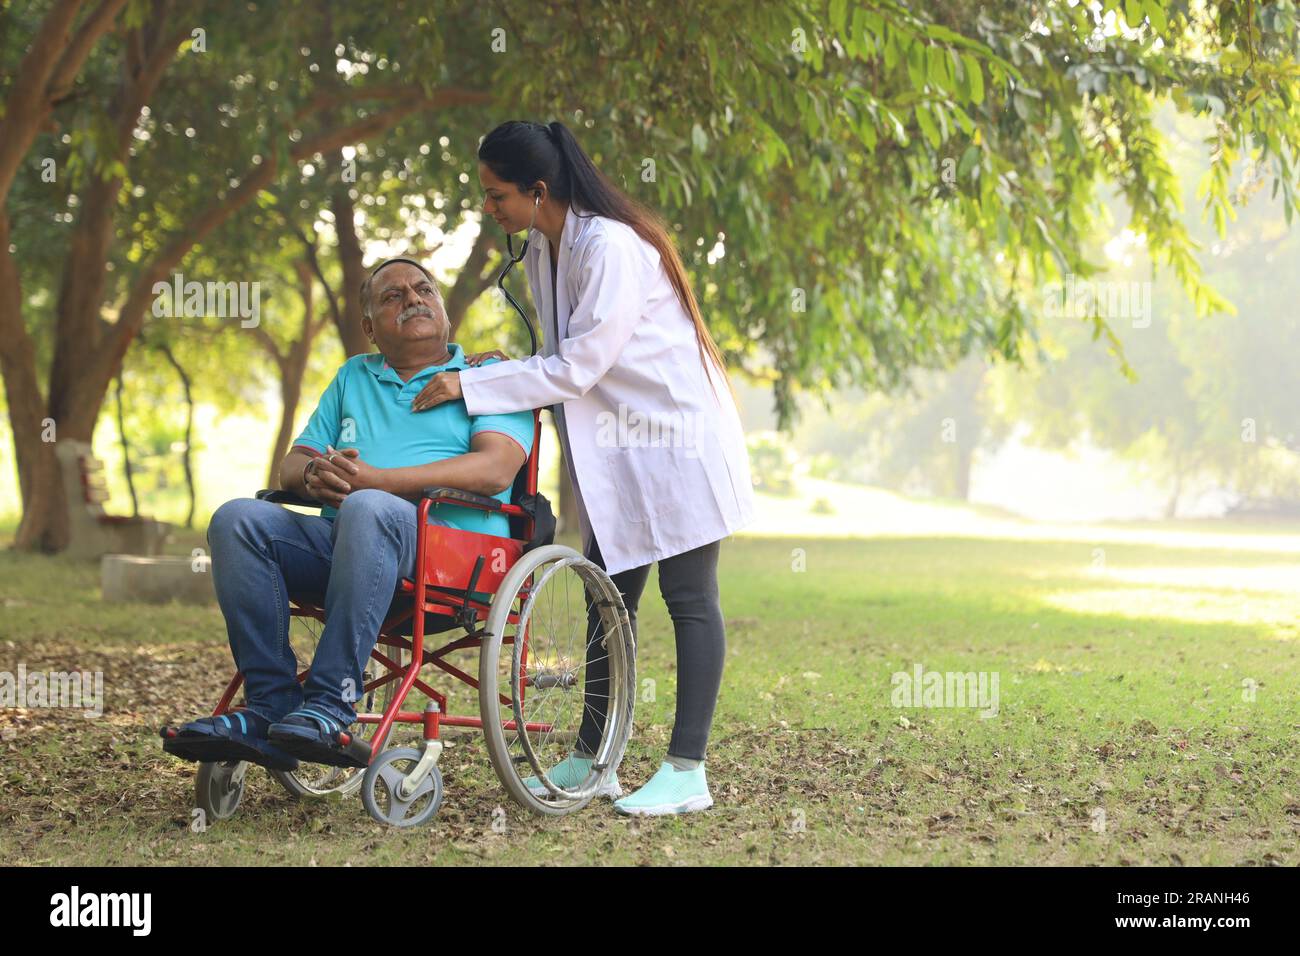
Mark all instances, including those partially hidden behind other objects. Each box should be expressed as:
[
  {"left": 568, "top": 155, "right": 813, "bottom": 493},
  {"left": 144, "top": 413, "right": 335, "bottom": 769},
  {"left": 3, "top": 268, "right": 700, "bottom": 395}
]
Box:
[{"left": 55, "top": 439, "right": 171, "bottom": 559}]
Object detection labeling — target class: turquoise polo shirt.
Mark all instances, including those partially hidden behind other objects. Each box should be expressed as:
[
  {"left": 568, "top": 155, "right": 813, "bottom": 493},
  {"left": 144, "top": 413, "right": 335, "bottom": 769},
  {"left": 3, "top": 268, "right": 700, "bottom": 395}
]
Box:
[{"left": 291, "top": 345, "right": 534, "bottom": 537}]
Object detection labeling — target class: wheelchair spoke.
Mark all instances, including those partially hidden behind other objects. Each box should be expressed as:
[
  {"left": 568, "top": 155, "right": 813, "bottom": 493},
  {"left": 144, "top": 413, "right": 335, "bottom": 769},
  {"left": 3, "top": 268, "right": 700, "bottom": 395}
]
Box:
[{"left": 480, "top": 544, "right": 636, "bottom": 814}]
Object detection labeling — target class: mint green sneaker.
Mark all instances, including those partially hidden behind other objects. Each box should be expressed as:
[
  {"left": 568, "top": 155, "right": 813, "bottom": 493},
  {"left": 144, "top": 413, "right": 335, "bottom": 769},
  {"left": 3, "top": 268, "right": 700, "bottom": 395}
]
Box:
[
  {"left": 523, "top": 752, "right": 623, "bottom": 799},
  {"left": 614, "top": 762, "right": 713, "bottom": 816}
]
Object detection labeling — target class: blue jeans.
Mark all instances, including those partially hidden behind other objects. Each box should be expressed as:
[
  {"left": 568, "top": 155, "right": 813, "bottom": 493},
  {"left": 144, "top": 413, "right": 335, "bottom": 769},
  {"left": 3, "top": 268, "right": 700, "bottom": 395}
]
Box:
[{"left": 206, "top": 489, "right": 447, "bottom": 727}]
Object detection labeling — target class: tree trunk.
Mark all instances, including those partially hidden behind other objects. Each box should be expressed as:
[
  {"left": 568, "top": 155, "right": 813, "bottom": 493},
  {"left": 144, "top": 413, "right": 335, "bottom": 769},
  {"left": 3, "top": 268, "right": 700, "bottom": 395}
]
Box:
[
  {"left": 331, "top": 181, "right": 370, "bottom": 357},
  {"left": 446, "top": 226, "right": 499, "bottom": 337},
  {"left": 6, "top": 12, "right": 181, "bottom": 550},
  {"left": 0, "top": 0, "right": 142, "bottom": 551},
  {"left": 1165, "top": 470, "right": 1182, "bottom": 519},
  {"left": 0, "top": 211, "right": 71, "bottom": 552},
  {"left": 114, "top": 368, "right": 139, "bottom": 517},
  {"left": 264, "top": 259, "right": 322, "bottom": 488},
  {"left": 49, "top": 174, "right": 121, "bottom": 420},
  {"left": 156, "top": 341, "right": 196, "bottom": 527},
  {"left": 11, "top": 440, "right": 68, "bottom": 553},
  {"left": 551, "top": 413, "right": 580, "bottom": 534},
  {"left": 0, "top": 212, "right": 43, "bottom": 508},
  {"left": 268, "top": 366, "right": 307, "bottom": 490}
]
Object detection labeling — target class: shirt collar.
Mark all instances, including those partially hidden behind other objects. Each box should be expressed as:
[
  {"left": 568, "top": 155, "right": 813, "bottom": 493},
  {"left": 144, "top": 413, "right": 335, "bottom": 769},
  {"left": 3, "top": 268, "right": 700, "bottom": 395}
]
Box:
[
  {"left": 530, "top": 203, "right": 596, "bottom": 259},
  {"left": 366, "top": 343, "right": 466, "bottom": 385}
]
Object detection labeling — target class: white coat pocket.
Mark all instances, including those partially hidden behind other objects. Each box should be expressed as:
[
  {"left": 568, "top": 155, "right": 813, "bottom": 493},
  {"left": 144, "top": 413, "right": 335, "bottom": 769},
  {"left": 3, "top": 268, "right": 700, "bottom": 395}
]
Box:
[{"left": 604, "top": 446, "right": 687, "bottom": 523}]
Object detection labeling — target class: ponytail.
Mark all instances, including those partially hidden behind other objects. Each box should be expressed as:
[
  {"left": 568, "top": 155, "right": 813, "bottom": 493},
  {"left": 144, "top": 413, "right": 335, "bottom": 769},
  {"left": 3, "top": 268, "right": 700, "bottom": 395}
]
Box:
[{"left": 479, "top": 120, "right": 734, "bottom": 399}]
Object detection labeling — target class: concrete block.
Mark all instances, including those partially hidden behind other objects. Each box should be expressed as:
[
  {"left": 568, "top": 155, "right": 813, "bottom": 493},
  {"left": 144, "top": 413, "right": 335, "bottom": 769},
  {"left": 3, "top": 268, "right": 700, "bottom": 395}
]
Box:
[{"left": 101, "top": 553, "right": 215, "bottom": 605}]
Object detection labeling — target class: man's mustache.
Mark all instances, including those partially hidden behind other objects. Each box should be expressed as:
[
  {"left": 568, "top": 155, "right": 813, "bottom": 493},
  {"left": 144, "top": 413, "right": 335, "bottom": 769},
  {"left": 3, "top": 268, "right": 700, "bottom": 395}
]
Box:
[{"left": 396, "top": 304, "right": 438, "bottom": 326}]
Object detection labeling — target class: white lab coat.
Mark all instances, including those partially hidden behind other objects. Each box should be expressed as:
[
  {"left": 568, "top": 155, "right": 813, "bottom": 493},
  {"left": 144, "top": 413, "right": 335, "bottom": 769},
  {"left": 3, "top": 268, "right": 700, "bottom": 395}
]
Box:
[{"left": 459, "top": 204, "right": 755, "bottom": 575}]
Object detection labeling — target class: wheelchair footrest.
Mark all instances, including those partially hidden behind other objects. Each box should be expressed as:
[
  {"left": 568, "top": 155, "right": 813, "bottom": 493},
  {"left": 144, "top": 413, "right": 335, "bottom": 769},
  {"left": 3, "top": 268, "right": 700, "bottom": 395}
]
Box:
[
  {"left": 336, "top": 734, "right": 374, "bottom": 769},
  {"left": 268, "top": 722, "right": 373, "bottom": 769}
]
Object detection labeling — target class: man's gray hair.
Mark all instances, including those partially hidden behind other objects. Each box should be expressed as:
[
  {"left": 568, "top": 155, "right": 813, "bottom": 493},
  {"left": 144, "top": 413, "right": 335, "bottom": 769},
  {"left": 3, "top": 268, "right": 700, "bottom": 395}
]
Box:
[{"left": 360, "top": 257, "right": 444, "bottom": 320}]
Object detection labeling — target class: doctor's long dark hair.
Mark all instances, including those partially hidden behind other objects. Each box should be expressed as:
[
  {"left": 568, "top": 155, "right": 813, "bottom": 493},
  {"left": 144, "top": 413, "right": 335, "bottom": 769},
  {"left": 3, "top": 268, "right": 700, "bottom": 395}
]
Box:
[{"left": 479, "top": 120, "right": 731, "bottom": 393}]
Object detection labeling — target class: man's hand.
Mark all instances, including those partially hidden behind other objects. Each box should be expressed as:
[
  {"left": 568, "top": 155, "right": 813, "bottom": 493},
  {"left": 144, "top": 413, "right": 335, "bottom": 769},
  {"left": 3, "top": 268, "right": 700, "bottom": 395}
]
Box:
[
  {"left": 304, "top": 446, "right": 386, "bottom": 505},
  {"left": 303, "top": 448, "right": 350, "bottom": 507},
  {"left": 410, "top": 369, "right": 462, "bottom": 413}
]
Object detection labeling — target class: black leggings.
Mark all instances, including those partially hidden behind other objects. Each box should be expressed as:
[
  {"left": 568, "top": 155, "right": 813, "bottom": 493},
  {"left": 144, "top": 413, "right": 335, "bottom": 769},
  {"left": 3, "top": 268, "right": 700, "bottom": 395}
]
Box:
[{"left": 575, "top": 535, "right": 727, "bottom": 761}]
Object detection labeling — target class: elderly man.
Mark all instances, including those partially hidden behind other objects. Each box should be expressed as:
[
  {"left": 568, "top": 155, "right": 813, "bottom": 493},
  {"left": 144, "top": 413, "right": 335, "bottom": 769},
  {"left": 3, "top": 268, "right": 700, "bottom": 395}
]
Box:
[{"left": 162, "top": 258, "right": 533, "bottom": 769}]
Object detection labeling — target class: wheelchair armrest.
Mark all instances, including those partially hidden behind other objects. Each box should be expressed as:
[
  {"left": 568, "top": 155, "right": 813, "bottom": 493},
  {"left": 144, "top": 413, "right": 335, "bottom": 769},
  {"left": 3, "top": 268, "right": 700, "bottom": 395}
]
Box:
[
  {"left": 422, "top": 486, "right": 503, "bottom": 511},
  {"left": 255, "top": 489, "right": 323, "bottom": 509}
]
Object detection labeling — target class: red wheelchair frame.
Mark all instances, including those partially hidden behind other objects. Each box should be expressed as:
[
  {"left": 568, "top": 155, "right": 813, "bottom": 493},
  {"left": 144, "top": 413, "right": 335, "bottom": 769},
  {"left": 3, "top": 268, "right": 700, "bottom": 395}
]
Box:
[{"left": 221, "top": 408, "right": 554, "bottom": 763}]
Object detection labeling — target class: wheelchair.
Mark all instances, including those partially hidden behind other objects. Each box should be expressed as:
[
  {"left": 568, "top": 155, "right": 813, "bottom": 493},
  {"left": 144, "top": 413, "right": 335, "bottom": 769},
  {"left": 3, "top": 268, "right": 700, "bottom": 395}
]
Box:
[
  {"left": 178, "top": 250, "right": 637, "bottom": 828},
  {"left": 183, "top": 429, "right": 637, "bottom": 828}
]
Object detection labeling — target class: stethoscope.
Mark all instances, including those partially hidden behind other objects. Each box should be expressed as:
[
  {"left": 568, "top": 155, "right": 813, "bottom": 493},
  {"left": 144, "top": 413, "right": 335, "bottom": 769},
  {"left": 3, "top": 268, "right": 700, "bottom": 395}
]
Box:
[{"left": 494, "top": 194, "right": 542, "bottom": 358}]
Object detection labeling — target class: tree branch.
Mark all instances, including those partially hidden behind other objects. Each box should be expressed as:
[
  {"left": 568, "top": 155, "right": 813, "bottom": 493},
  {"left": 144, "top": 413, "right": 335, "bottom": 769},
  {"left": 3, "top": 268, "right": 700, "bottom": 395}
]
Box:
[
  {"left": 249, "top": 323, "right": 284, "bottom": 364},
  {"left": 116, "top": 18, "right": 188, "bottom": 151},
  {"left": 0, "top": 0, "right": 87, "bottom": 199},
  {"left": 283, "top": 213, "right": 343, "bottom": 333},
  {"left": 46, "top": 0, "right": 130, "bottom": 103}
]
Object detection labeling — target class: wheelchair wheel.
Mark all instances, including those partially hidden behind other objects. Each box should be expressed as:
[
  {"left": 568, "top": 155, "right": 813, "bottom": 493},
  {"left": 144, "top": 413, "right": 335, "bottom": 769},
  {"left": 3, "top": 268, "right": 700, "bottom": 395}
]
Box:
[
  {"left": 361, "top": 746, "right": 444, "bottom": 827},
  {"left": 479, "top": 544, "right": 636, "bottom": 816},
  {"left": 271, "top": 762, "right": 365, "bottom": 799},
  {"left": 195, "top": 760, "right": 247, "bottom": 823}
]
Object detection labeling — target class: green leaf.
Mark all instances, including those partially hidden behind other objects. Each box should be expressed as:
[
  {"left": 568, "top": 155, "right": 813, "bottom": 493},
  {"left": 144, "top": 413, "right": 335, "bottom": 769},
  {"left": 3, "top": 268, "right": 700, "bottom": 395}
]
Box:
[
  {"left": 964, "top": 54, "right": 984, "bottom": 104},
  {"left": 907, "top": 42, "right": 926, "bottom": 90},
  {"left": 957, "top": 145, "right": 981, "bottom": 178},
  {"left": 858, "top": 114, "right": 878, "bottom": 152},
  {"left": 884, "top": 29, "right": 899, "bottom": 71},
  {"left": 916, "top": 103, "right": 941, "bottom": 148},
  {"left": 850, "top": 8, "right": 871, "bottom": 56},
  {"left": 927, "top": 45, "right": 953, "bottom": 93},
  {"left": 1144, "top": 0, "right": 1167, "bottom": 33},
  {"left": 691, "top": 123, "right": 708, "bottom": 153},
  {"left": 829, "top": 0, "right": 848, "bottom": 37},
  {"left": 1012, "top": 91, "right": 1032, "bottom": 121}
]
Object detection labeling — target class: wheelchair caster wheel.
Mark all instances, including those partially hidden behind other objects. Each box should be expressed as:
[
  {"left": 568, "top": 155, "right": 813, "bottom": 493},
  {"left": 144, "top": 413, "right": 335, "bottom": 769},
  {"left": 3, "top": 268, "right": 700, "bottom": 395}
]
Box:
[
  {"left": 195, "top": 760, "right": 247, "bottom": 823},
  {"left": 361, "top": 747, "right": 444, "bottom": 827}
]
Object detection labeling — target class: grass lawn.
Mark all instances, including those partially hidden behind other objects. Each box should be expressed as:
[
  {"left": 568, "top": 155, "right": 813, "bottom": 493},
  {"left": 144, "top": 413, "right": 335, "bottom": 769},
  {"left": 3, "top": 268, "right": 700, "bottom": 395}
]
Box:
[{"left": 0, "top": 522, "right": 1297, "bottom": 866}]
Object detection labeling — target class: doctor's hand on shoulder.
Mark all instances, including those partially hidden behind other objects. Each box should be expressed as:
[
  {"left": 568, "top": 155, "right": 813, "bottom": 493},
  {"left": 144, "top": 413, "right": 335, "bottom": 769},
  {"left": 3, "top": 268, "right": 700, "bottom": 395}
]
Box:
[{"left": 410, "top": 350, "right": 510, "bottom": 412}]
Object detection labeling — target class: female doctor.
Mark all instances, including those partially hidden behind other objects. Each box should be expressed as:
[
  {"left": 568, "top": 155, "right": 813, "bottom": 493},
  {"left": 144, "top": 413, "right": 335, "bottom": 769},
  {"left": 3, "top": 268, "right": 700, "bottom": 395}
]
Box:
[{"left": 410, "top": 120, "right": 755, "bottom": 816}]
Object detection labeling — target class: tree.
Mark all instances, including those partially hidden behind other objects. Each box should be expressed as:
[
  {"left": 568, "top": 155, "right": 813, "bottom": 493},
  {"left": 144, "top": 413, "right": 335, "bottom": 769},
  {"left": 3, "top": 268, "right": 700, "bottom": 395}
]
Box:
[
  {"left": 998, "top": 106, "right": 1300, "bottom": 516},
  {"left": 6, "top": 0, "right": 1300, "bottom": 550},
  {"left": 0, "top": 0, "right": 131, "bottom": 549}
]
